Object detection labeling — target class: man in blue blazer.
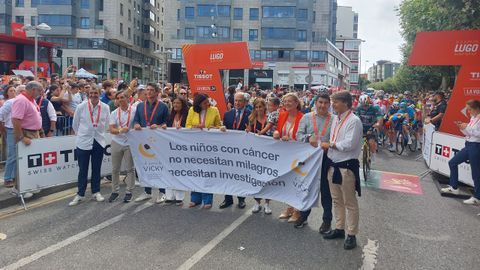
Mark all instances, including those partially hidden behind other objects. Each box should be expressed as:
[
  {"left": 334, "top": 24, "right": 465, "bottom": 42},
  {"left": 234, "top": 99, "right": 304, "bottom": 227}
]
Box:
[{"left": 220, "top": 92, "right": 251, "bottom": 209}]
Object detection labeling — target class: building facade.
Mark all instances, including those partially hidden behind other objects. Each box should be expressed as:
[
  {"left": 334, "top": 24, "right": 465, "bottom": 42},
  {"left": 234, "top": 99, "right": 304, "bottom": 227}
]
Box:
[
  {"left": 162, "top": 0, "right": 351, "bottom": 90},
  {"left": 335, "top": 5, "right": 361, "bottom": 90},
  {"left": 1, "top": 0, "right": 163, "bottom": 81},
  {"left": 367, "top": 60, "right": 400, "bottom": 82}
]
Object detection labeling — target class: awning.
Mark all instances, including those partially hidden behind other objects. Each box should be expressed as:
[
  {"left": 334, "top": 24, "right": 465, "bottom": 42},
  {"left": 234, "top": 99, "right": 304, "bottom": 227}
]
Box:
[{"left": 12, "top": 70, "right": 34, "bottom": 77}]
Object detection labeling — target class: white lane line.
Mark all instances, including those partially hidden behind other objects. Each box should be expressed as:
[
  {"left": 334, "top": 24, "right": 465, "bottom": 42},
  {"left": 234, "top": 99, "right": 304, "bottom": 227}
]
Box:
[
  {"left": 177, "top": 211, "right": 251, "bottom": 270},
  {"left": 1, "top": 201, "right": 154, "bottom": 270},
  {"left": 359, "top": 239, "right": 379, "bottom": 270}
]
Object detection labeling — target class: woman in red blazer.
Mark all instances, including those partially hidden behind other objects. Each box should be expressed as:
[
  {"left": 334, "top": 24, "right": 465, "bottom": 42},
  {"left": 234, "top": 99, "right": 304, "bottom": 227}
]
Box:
[{"left": 273, "top": 93, "right": 304, "bottom": 222}]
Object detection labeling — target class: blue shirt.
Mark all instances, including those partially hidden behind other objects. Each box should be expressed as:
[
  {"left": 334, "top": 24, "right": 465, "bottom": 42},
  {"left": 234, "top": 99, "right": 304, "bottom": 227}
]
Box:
[
  {"left": 398, "top": 107, "right": 415, "bottom": 121},
  {"left": 355, "top": 105, "right": 382, "bottom": 133},
  {"left": 133, "top": 100, "right": 169, "bottom": 127}
]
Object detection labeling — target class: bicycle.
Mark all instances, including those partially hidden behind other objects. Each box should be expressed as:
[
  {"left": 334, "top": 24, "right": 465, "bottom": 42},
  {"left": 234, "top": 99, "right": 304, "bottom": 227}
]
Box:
[
  {"left": 395, "top": 122, "right": 417, "bottom": 155},
  {"left": 362, "top": 128, "right": 377, "bottom": 181}
]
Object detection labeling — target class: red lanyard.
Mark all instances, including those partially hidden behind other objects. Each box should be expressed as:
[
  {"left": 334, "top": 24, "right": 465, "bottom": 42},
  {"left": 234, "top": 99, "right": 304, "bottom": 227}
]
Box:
[
  {"left": 87, "top": 100, "right": 102, "bottom": 128},
  {"left": 254, "top": 115, "right": 267, "bottom": 133},
  {"left": 331, "top": 111, "right": 351, "bottom": 143},
  {"left": 22, "top": 93, "right": 40, "bottom": 112},
  {"left": 37, "top": 97, "right": 43, "bottom": 108},
  {"left": 312, "top": 112, "right": 331, "bottom": 139},
  {"left": 198, "top": 110, "right": 206, "bottom": 127},
  {"left": 143, "top": 100, "right": 160, "bottom": 127},
  {"left": 117, "top": 106, "right": 132, "bottom": 128},
  {"left": 174, "top": 114, "right": 183, "bottom": 128},
  {"left": 469, "top": 116, "right": 480, "bottom": 127},
  {"left": 233, "top": 110, "right": 245, "bottom": 130}
]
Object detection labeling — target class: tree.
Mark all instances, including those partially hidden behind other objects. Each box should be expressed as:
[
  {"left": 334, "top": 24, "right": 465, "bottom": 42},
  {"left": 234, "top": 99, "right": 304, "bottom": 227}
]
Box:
[
  {"left": 396, "top": 0, "right": 480, "bottom": 92},
  {"left": 358, "top": 76, "right": 370, "bottom": 91}
]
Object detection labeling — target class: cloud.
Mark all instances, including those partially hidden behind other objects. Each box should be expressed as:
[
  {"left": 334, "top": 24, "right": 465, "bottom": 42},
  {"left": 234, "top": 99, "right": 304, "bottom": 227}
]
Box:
[{"left": 337, "top": 0, "right": 404, "bottom": 72}]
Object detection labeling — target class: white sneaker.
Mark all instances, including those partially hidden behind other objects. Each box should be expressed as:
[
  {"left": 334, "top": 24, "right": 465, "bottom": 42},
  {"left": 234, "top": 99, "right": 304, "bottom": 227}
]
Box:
[
  {"left": 407, "top": 136, "right": 412, "bottom": 145},
  {"left": 463, "top": 197, "right": 480, "bottom": 205},
  {"left": 252, "top": 203, "right": 261, "bottom": 213},
  {"left": 264, "top": 204, "right": 272, "bottom": 215},
  {"left": 69, "top": 195, "right": 85, "bottom": 206},
  {"left": 134, "top": 192, "right": 152, "bottom": 202},
  {"left": 92, "top": 192, "right": 105, "bottom": 202},
  {"left": 388, "top": 144, "right": 395, "bottom": 152},
  {"left": 440, "top": 186, "right": 459, "bottom": 195},
  {"left": 156, "top": 193, "right": 166, "bottom": 204},
  {"left": 135, "top": 181, "right": 141, "bottom": 186}
]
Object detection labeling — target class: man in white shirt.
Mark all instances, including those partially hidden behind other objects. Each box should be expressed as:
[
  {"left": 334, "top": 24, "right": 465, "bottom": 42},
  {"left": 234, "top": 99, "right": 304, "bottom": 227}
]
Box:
[
  {"left": 108, "top": 91, "right": 136, "bottom": 203},
  {"left": 69, "top": 85, "right": 111, "bottom": 206},
  {"left": 321, "top": 90, "right": 363, "bottom": 250}
]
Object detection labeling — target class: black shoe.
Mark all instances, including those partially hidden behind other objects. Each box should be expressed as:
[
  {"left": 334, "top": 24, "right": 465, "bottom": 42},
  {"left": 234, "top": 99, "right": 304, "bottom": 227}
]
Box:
[
  {"left": 219, "top": 200, "right": 233, "bottom": 209},
  {"left": 319, "top": 222, "right": 332, "bottom": 235},
  {"left": 323, "top": 229, "right": 345, "bottom": 240},
  {"left": 237, "top": 201, "right": 246, "bottom": 209},
  {"left": 165, "top": 200, "right": 174, "bottom": 205},
  {"left": 293, "top": 216, "right": 308, "bottom": 229},
  {"left": 123, "top": 193, "right": 132, "bottom": 203},
  {"left": 344, "top": 235, "right": 357, "bottom": 250},
  {"left": 108, "top": 193, "right": 119, "bottom": 203}
]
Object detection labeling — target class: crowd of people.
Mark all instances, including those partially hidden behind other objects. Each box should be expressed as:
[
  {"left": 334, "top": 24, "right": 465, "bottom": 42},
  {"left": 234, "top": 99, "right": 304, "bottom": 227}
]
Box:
[{"left": 0, "top": 69, "right": 479, "bottom": 250}]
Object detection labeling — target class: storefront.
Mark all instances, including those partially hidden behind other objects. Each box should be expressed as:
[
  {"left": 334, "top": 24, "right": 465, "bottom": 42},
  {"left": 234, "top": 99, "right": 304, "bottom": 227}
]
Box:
[{"left": 248, "top": 69, "right": 273, "bottom": 90}]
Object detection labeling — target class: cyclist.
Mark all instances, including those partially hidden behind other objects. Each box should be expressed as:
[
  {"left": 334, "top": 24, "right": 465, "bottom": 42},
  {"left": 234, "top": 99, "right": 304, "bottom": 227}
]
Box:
[
  {"left": 385, "top": 101, "right": 400, "bottom": 152},
  {"left": 374, "top": 90, "right": 390, "bottom": 115},
  {"left": 401, "top": 91, "right": 416, "bottom": 107},
  {"left": 355, "top": 95, "right": 383, "bottom": 155},
  {"left": 397, "top": 102, "right": 416, "bottom": 145}
]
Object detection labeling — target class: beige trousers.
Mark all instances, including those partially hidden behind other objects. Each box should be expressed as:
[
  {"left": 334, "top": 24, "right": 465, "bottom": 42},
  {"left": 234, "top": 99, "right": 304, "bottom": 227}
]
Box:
[
  {"left": 111, "top": 140, "right": 135, "bottom": 193},
  {"left": 328, "top": 167, "right": 359, "bottom": 236}
]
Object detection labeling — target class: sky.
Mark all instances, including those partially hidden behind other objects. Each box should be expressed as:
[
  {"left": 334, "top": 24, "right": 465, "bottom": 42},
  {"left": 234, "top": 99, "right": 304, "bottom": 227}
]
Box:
[{"left": 337, "top": 0, "right": 404, "bottom": 73}]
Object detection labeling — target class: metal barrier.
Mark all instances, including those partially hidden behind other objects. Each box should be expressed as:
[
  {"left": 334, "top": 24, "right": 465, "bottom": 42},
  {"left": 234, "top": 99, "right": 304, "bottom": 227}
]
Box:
[{"left": 55, "top": 115, "right": 73, "bottom": 136}]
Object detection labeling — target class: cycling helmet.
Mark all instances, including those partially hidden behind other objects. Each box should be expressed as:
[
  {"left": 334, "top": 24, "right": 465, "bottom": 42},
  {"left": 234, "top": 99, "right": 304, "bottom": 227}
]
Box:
[
  {"left": 399, "top": 102, "right": 407, "bottom": 109},
  {"left": 404, "top": 91, "right": 411, "bottom": 96},
  {"left": 376, "top": 90, "right": 385, "bottom": 97},
  {"left": 359, "top": 95, "right": 370, "bottom": 106},
  {"left": 392, "top": 101, "right": 399, "bottom": 108}
]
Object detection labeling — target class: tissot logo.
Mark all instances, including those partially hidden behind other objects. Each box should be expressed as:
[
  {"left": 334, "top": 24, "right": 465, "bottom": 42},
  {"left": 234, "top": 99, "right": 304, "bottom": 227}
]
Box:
[
  {"left": 26, "top": 146, "right": 111, "bottom": 168},
  {"left": 434, "top": 144, "right": 459, "bottom": 158},
  {"left": 470, "top": 72, "right": 480, "bottom": 80},
  {"left": 209, "top": 51, "right": 224, "bottom": 62},
  {"left": 454, "top": 42, "right": 479, "bottom": 54},
  {"left": 194, "top": 70, "right": 213, "bottom": 80}
]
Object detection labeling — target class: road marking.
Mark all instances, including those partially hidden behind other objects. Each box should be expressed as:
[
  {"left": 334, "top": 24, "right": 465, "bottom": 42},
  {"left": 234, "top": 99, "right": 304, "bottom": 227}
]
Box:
[
  {"left": 1, "top": 201, "right": 154, "bottom": 270},
  {"left": 359, "top": 239, "right": 379, "bottom": 270},
  {"left": 1, "top": 214, "right": 124, "bottom": 270},
  {"left": 176, "top": 211, "right": 251, "bottom": 270},
  {"left": 0, "top": 233, "right": 6, "bottom": 240}
]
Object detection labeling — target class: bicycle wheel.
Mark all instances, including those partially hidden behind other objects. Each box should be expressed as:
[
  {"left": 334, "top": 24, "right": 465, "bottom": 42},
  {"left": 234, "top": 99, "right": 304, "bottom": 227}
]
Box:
[
  {"left": 395, "top": 131, "right": 404, "bottom": 155},
  {"left": 362, "top": 142, "right": 370, "bottom": 181},
  {"left": 408, "top": 130, "right": 418, "bottom": 152}
]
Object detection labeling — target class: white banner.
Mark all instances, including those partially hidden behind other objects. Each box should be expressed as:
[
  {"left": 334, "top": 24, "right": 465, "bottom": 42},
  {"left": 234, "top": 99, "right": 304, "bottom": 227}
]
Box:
[
  {"left": 429, "top": 132, "right": 473, "bottom": 186},
  {"left": 127, "top": 129, "right": 323, "bottom": 211},
  {"left": 423, "top": 123, "right": 435, "bottom": 165},
  {"left": 17, "top": 135, "right": 115, "bottom": 193}
]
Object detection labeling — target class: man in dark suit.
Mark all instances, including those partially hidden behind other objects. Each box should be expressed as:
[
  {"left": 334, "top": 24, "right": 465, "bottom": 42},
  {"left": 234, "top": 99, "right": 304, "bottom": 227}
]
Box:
[{"left": 220, "top": 92, "right": 251, "bottom": 209}]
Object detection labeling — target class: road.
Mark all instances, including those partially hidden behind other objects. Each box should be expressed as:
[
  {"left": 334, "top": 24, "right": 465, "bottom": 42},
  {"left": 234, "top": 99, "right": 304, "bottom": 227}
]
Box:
[{"left": 0, "top": 147, "right": 479, "bottom": 270}]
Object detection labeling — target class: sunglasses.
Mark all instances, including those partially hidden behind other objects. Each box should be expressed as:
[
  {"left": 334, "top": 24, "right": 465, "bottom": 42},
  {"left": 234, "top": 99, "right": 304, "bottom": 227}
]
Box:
[{"left": 179, "top": 92, "right": 187, "bottom": 95}]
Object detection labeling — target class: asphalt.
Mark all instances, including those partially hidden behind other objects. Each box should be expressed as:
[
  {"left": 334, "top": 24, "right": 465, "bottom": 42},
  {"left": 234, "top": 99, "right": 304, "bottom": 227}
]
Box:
[{"left": 0, "top": 146, "right": 479, "bottom": 270}]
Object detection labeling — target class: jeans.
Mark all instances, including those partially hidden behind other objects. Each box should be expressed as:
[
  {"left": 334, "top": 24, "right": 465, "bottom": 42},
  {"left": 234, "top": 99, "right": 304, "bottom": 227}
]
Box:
[
  {"left": 449, "top": 141, "right": 480, "bottom": 199},
  {"left": 76, "top": 140, "right": 104, "bottom": 197},
  {"left": 301, "top": 153, "right": 333, "bottom": 223},
  {"left": 191, "top": 192, "right": 213, "bottom": 205},
  {"left": 4, "top": 128, "right": 16, "bottom": 181},
  {"left": 224, "top": 195, "right": 245, "bottom": 204}
]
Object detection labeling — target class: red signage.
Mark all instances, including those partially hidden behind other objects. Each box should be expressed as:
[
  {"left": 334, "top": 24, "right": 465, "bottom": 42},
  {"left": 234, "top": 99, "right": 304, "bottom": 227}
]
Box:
[
  {"left": 0, "top": 43, "right": 16, "bottom": 62},
  {"left": 11, "top": 23, "right": 27, "bottom": 39},
  {"left": 18, "top": 60, "right": 50, "bottom": 78},
  {"left": 409, "top": 30, "right": 480, "bottom": 136},
  {"left": 182, "top": 42, "right": 252, "bottom": 117}
]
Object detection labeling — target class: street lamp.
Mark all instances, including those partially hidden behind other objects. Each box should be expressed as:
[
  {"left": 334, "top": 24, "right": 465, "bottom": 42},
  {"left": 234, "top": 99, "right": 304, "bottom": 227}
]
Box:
[
  {"left": 153, "top": 49, "right": 173, "bottom": 83},
  {"left": 23, "top": 23, "right": 52, "bottom": 79}
]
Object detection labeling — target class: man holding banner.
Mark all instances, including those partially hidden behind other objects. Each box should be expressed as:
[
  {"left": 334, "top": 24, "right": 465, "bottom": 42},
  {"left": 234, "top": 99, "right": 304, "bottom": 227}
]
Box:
[
  {"left": 322, "top": 91, "right": 363, "bottom": 250},
  {"left": 133, "top": 83, "right": 169, "bottom": 203},
  {"left": 220, "top": 92, "right": 251, "bottom": 209},
  {"left": 69, "top": 85, "right": 111, "bottom": 206}
]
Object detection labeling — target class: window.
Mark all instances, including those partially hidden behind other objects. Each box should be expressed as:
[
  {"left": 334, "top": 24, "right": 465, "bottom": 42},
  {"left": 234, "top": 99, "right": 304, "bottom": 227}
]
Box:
[
  {"left": 234, "top": 8, "right": 243, "bottom": 20},
  {"left": 176, "top": 29, "right": 180, "bottom": 38},
  {"left": 149, "top": 11, "right": 155, "bottom": 21},
  {"left": 297, "top": 9, "right": 307, "bottom": 21},
  {"left": 262, "top": 27, "right": 295, "bottom": 40},
  {"left": 197, "top": 26, "right": 211, "bottom": 38},
  {"left": 217, "top": 5, "right": 230, "bottom": 17},
  {"left": 233, "top": 29, "right": 242, "bottom": 41},
  {"left": 177, "top": 9, "right": 180, "bottom": 20},
  {"left": 80, "top": 0, "right": 89, "bottom": 9},
  {"left": 120, "top": 23, "right": 123, "bottom": 35},
  {"left": 312, "top": 51, "right": 326, "bottom": 62},
  {"left": 31, "top": 16, "right": 37, "bottom": 25},
  {"left": 31, "top": 0, "right": 71, "bottom": 7},
  {"left": 249, "top": 29, "right": 258, "bottom": 41},
  {"left": 80, "top": 17, "right": 89, "bottom": 29},
  {"left": 99, "top": 0, "right": 103, "bottom": 11},
  {"left": 262, "top": 6, "right": 295, "bottom": 18},
  {"left": 128, "top": 10, "right": 131, "bottom": 21},
  {"left": 120, "top": 3, "right": 123, "bottom": 16},
  {"left": 294, "top": 50, "right": 308, "bottom": 61},
  {"left": 249, "top": 8, "right": 259, "bottom": 20},
  {"left": 185, "top": 7, "right": 194, "bottom": 19},
  {"left": 15, "top": 16, "right": 24, "bottom": 23},
  {"left": 128, "top": 27, "right": 131, "bottom": 39},
  {"left": 198, "top": 5, "right": 214, "bottom": 17},
  {"left": 313, "top": 11, "right": 316, "bottom": 23},
  {"left": 217, "top": 27, "right": 230, "bottom": 38},
  {"left": 15, "top": 0, "right": 24, "bottom": 7},
  {"left": 38, "top": 15, "right": 72, "bottom": 26},
  {"left": 297, "top": 30, "right": 307, "bottom": 41},
  {"left": 185, "top": 28, "right": 194, "bottom": 39}
]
